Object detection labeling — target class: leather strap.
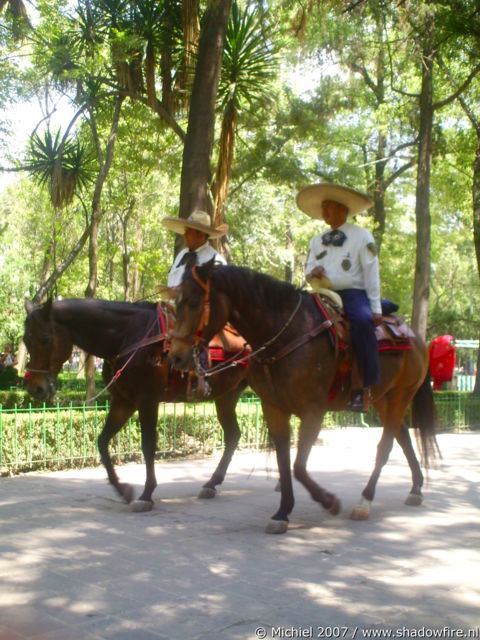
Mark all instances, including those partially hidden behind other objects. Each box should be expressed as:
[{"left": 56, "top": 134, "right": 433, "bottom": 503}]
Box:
[{"left": 257, "top": 319, "right": 333, "bottom": 365}]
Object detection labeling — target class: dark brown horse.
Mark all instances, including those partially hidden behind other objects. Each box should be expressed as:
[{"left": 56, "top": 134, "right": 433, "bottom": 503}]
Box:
[
  {"left": 168, "top": 261, "right": 439, "bottom": 533},
  {"left": 23, "top": 298, "right": 248, "bottom": 511}
]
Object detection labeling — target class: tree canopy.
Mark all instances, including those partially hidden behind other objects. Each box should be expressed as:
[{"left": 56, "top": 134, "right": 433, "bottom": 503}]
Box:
[{"left": 1, "top": 0, "right": 479, "bottom": 360}]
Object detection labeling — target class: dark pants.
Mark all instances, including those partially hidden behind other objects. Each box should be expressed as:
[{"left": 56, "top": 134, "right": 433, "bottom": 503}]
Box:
[{"left": 338, "top": 289, "right": 380, "bottom": 387}]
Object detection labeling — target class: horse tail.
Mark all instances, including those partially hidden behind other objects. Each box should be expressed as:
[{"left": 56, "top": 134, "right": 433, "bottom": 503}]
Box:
[{"left": 411, "top": 367, "right": 441, "bottom": 470}]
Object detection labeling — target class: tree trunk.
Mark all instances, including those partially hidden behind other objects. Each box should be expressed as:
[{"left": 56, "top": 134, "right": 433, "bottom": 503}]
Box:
[
  {"left": 177, "top": 0, "right": 232, "bottom": 255},
  {"left": 84, "top": 96, "right": 124, "bottom": 401},
  {"left": 372, "top": 148, "right": 387, "bottom": 255},
  {"left": 472, "top": 136, "right": 480, "bottom": 394},
  {"left": 132, "top": 216, "right": 143, "bottom": 301},
  {"left": 285, "top": 221, "right": 294, "bottom": 284},
  {"left": 84, "top": 210, "right": 100, "bottom": 400},
  {"left": 212, "top": 100, "right": 236, "bottom": 260},
  {"left": 411, "top": 9, "right": 435, "bottom": 340}
]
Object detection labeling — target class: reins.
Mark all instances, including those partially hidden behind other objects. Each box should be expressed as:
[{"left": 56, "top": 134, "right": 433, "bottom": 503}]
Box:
[
  {"left": 191, "top": 278, "right": 305, "bottom": 378},
  {"left": 28, "top": 304, "right": 171, "bottom": 404},
  {"left": 89, "top": 305, "right": 171, "bottom": 402},
  {"left": 183, "top": 269, "right": 337, "bottom": 386}
]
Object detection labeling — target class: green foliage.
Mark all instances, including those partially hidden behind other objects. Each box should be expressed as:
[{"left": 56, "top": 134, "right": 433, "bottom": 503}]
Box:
[
  {"left": 1, "top": 0, "right": 480, "bottom": 357},
  {"left": 0, "top": 398, "right": 269, "bottom": 473},
  {"left": 25, "top": 129, "right": 94, "bottom": 208},
  {"left": 219, "top": 1, "right": 278, "bottom": 114}
]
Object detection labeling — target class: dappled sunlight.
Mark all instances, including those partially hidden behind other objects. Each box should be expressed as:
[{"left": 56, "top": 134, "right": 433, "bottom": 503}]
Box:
[{"left": 0, "top": 431, "right": 479, "bottom": 637}]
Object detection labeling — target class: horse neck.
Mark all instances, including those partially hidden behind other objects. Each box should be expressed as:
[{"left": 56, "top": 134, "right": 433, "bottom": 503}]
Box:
[
  {"left": 52, "top": 299, "right": 152, "bottom": 358},
  {"left": 213, "top": 268, "right": 302, "bottom": 349}
]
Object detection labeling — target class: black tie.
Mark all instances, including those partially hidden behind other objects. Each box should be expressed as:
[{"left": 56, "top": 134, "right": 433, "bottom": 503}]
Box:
[
  {"left": 322, "top": 229, "right": 347, "bottom": 247},
  {"left": 178, "top": 250, "right": 197, "bottom": 268}
]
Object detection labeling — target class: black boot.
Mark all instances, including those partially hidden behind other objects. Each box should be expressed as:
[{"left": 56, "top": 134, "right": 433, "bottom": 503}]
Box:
[{"left": 349, "top": 388, "right": 365, "bottom": 412}]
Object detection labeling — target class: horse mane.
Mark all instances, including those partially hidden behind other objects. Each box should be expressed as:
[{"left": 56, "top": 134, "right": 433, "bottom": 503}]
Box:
[
  {"left": 212, "top": 265, "right": 303, "bottom": 314},
  {"left": 52, "top": 298, "right": 158, "bottom": 327}
]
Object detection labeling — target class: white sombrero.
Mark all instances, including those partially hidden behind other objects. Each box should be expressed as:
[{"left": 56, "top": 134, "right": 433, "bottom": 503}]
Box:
[
  {"left": 296, "top": 183, "right": 373, "bottom": 219},
  {"left": 162, "top": 210, "right": 228, "bottom": 239}
]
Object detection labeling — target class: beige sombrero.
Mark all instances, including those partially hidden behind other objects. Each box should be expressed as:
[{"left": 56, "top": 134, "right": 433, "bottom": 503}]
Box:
[
  {"left": 162, "top": 210, "right": 228, "bottom": 239},
  {"left": 296, "top": 183, "right": 373, "bottom": 219}
]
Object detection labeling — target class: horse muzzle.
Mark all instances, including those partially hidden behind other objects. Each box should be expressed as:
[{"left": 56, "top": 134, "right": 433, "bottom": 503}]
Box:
[
  {"left": 24, "top": 373, "right": 58, "bottom": 402},
  {"left": 167, "top": 342, "right": 193, "bottom": 372}
]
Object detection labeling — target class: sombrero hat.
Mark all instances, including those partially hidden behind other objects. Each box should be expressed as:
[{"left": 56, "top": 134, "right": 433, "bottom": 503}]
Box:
[
  {"left": 162, "top": 210, "right": 228, "bottom": 239},
  {"left": 296, "top": 183, "right": 373, "bottom": 219}
]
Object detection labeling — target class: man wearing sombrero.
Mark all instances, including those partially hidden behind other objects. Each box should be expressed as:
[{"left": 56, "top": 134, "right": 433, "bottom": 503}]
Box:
[
  {"left": 296, "top": 183, "right": 381, "bottom": 412},
  {"left": 162, "top": 210, "right": 228, "bottom": 287}
]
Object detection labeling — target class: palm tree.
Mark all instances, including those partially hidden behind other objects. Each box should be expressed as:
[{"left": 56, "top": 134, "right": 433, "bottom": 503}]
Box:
[
  {"left": 0, "top": 0, "right": 30, "bottom": 38},
  {"left": 212, "top": 1, "right": 277, "bottom": 254},
  {"left": 26, "top": 129, "right": 92, "bottom": 209}
]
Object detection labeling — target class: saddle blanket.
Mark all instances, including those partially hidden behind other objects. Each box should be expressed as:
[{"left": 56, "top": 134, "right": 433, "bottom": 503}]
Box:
[
  {"left": 207, "top": 324, "right": 251, "bottom": 364},
  {"left": 313, "top": 294, "right": 414, "bottom": 353}
]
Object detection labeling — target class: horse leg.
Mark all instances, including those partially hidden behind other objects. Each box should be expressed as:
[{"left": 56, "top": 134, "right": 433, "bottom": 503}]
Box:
[
  {"left": 293, "top": 414, "right": 341, "bottom": 516},
  {"left": 199, "top": 388, "right": 242, "bottom": 499},
  {"left": 132, "top": 400, "right": 160, "bottom": 512},
  {"left": 262, "top": 403, "right": 294, "bottom": 534},
  {"left": 396, "top": 422, "right": 424, "bottom": 506},
  {"left": 351, "top": 426, "right": 394, "bottom": 520},
  {"left": 97, "top": 396, "right": 136, "bottom": 503}
]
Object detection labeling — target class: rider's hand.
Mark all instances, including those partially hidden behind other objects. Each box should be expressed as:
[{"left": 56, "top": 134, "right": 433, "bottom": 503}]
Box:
[
  {"left": 307, "top": 266, "right": 327, "bottom": 280},
  {"left": 373, "top": 313, "right": 383, "bottom": 326}
]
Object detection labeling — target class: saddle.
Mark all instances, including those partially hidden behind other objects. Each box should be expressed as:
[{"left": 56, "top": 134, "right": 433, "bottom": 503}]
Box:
[
  {"left": 207, "top": 324, "right": 251, "bottom": 365},
  {"left": 146, "top": 304, "right": 250, "bottom": 400},
  {"left": 313, "top": 293, "right": 414, "bottom": 351},
  {"left": 185, "top": 325, "right": 250, "bottom": 400},
  {"left": 313, "top": 293, "right": 413, "bottom": 403}
]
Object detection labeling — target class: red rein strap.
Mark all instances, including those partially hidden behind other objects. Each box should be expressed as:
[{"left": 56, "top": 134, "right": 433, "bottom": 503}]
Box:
[{"left": 191, "top": 264, "right": 211, "bottom": 336}]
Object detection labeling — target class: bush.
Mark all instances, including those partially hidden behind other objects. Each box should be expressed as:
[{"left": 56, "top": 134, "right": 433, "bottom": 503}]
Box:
[
  {"left": 0, "top": 366, "right": 20, "bottom": 390},
  {"left": 0, "top": 399, "right": 269, "bottom": 474}
]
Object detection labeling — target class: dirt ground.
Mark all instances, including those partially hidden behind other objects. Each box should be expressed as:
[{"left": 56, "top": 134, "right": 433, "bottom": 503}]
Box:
[{"left": 0, "top": 427, "right": 479, "bottom": 640}]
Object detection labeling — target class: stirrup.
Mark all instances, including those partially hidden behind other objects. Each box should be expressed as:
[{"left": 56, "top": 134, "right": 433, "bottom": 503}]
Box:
[{"left": 348, "top": 388, "right": 365, "bottom": 412}]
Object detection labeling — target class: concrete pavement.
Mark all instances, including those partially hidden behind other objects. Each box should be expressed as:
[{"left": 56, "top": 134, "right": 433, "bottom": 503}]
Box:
[{"left": 0, "top": 427, "right": 479, "bottom": 640}]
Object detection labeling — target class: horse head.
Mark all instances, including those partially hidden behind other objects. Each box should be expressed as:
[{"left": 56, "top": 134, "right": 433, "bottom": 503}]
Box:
[
  {"left": 168, "top": 259, "right": 228, "bottom": 371},
  {"left": 23, "top": 299, "right": 73, "bottom": 401}
]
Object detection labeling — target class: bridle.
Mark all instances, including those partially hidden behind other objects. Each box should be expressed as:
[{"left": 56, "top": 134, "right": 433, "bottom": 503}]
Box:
[
  {"left": 24, "top": 321, "right": 68, "bottom": 395},
  {"left": 172, "top": 264, "right": 308, "bottom": 377},
  {"left": 171, "top": 264, "right": 212, "bottom": 349}
]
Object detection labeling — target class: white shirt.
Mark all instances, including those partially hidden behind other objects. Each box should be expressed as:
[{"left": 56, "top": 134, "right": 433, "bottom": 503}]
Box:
[
  {"left": 305, "top": 221, "right": 381, "bottom": 314},
  {"left": 167, "top": 242, "right": 227, "bottom": 287}
]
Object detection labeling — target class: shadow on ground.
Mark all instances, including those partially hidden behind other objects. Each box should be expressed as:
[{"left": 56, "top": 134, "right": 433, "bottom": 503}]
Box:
[{"left": 0, "top": 428, "right": 479, "bottom": 640}]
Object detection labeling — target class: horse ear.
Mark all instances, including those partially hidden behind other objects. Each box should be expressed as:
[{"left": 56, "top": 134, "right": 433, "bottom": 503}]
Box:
[
  {"left": 41, "top": 297, "right": 53, "bottom": 320},
  {"left": 25, "top": 299, "right": 34, "bottom": 315},
  {"left": 198, "top": 257, "right": 216, "bottom": 282}
]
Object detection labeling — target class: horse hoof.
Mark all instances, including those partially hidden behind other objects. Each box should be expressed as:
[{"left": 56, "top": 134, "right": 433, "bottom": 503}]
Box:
[
  {"left": 131, "top": 500, "right": 153, "bottom": 513},
  {"left": 329, "top": 497, "right": 341, "bottom": 516},
  {"left": 198, "top": 487, "right": 216, "bottom": 499},
  {"left": 265, "top": 519, "right": 289, "bottom": 534},
  {"left": 405, "top": 493, "right": 423, "bottom": 506},
  {"left": 120, "top": 484, "right": 135, "bottom": 504},
  {"left": 350, "top": 504, "right": 370, "bottom": 520}
]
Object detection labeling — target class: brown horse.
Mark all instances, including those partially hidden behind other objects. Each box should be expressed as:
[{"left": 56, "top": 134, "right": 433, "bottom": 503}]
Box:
[
  {"left": 168, "top": 260, "right": 439, "bottom": 534},
  {"left": 23, "top": 298, "right": 248, "bottom": 511}
]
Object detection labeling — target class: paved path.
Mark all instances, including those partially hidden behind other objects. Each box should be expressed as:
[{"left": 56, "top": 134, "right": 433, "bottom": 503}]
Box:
[{"left": 0, "top": 428, "right": 479, "bottom": 640}]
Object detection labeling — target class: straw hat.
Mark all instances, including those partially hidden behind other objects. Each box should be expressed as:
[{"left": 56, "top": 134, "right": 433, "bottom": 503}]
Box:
[
  {"left": 162, "top": 210, "right": 228, "bottom": 239},
  {"left": 296, "top": 183, "right": 373, "bottom": 219}
]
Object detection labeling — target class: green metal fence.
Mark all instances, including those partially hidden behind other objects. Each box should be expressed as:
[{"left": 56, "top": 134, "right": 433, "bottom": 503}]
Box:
[
  {"left": 0, "top": 397, "right": 270, "bottom": 473},
  {"left": 1, "top": 392, "right": 479, "bottom": 474}
]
